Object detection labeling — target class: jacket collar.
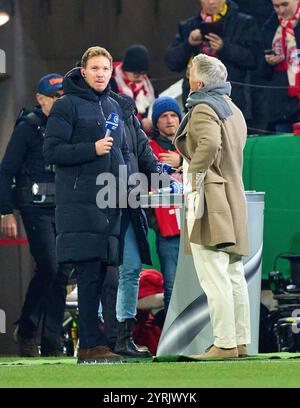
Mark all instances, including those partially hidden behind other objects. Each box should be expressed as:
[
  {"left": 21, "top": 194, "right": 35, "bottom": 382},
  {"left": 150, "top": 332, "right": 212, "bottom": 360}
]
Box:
[
  {"left": 63, "top": 67, "right": 110, "bottom": 102},
  {"left": 109, "top": 91, "right": 136, "bottom": 120}
]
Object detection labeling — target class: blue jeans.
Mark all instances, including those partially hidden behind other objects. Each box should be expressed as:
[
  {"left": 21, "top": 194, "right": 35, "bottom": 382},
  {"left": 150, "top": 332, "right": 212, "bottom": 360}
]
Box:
[
  {"left": 156, "top": 233, "right": 180, "bottom": 311},
  {"left": 116, "top": 222, "right": 142, "bottom": 322}
]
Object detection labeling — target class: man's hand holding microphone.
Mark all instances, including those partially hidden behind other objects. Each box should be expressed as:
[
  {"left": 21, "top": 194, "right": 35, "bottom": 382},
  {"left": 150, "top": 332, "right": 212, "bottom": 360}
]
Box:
[
  {"left": 95, "top": 137, "right": 113, "bottom": 156},
  {"left": 95, "top": 113, "right": 119, "bottom": 156}
]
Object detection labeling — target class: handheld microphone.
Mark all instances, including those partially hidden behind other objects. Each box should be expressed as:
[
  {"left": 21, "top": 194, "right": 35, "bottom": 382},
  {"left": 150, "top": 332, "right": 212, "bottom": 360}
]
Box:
[
  {"left": 155, "top": 180, "right": 183, "bottom": 194},
  {"left": 105, "top": 113, "right": 119, "bottom": 137},
  {"left": 158, "top": 163, "right": 177, "bottom": 175}
]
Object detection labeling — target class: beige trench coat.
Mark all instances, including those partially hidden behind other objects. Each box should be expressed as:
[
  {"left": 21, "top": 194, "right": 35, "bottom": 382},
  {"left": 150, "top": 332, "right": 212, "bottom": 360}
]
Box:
[{"left": 174, "top": 98, "right": 249, "bottom": 256}]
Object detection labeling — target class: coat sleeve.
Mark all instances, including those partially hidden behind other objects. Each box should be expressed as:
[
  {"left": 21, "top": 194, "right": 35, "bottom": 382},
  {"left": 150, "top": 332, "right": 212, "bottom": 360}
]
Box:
[
  {"left": 218, "top": 17, "right": 261, "bottom": 70},
  {"left": 43, "top": 97, "right": 97, "bottom": 166},
  {"left": 165, "top": 23, "right": 197, "bottom": 72},
  {"left": 134, "top": 116, "right": 160, "bottom": 177},
  {"left": 259, "top": 22, "right": 275, "bottom": 80},
  {"left": 188, "top": 105, "right": 222, "bottom": 186},
  {"left": 120, "top": 127, "right": 131, "bottom": 175},
  {"left": 0, "top": 122, "right": 31, "bottom": 214}
]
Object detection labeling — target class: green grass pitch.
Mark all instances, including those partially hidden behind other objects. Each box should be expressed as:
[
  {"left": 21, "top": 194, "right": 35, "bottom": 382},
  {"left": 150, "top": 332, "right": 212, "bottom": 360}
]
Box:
[{"left": 0, "top": 358, "right": 300, "bottom": 388}]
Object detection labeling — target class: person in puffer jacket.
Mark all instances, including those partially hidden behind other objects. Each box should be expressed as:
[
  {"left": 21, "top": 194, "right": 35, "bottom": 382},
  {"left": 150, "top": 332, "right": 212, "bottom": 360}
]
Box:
[{"left": 44, "top": 46, "right": 130, "bottom": 364}]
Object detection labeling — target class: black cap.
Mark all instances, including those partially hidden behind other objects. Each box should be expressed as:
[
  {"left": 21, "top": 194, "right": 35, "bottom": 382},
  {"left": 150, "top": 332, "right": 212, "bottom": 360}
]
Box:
[{"left": 122, "top": 44, "right": 149, "bottom": 73}]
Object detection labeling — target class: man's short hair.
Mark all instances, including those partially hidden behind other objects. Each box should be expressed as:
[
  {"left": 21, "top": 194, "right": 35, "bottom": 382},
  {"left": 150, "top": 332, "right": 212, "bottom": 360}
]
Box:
[
  {"left": 192, "top": 54, "right": 228, "bottom": 87},
  {"left": 81, "top": 46, "right": 113, "bottom": 68}
]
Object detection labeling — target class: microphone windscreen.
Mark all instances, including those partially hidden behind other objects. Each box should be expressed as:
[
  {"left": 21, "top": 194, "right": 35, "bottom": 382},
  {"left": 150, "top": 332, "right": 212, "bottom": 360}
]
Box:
[{"left": 106, "top": 113, "right": 119, "bottom": 131}]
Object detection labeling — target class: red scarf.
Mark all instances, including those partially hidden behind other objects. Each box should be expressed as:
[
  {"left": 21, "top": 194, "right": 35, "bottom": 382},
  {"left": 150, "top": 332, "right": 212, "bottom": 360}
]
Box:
[
  {"left": 272, "top": 1, "right": 300, "bottom": 100},
  {"left": 113, "top": 62, "right": 155, "bottom": 120}
]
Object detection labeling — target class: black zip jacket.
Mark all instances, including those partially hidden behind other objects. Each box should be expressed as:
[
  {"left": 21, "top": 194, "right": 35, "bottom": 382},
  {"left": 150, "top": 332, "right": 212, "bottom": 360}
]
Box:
[
  {"left": 165, "top": 0, "right": 260, "bottom": 115},
  {"left": 110, "top": 92, "right": 160, "bottom": 265},
  {"left": 44, "top": 68, "right": 129, "bottom": 265},
  {"left": 0, "top": 107, "right": 53, "bottom": 214}
]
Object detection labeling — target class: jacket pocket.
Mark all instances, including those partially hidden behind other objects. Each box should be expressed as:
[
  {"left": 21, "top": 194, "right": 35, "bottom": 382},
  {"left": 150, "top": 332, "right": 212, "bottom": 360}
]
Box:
[
  {"left": 205, "top": 182, "right": 228, "bottom": 213},
  {"left": 73, "top": 166, "right": 82, "bottom": 190},
  {"left": 204, "top": 173, "right": 227, "bottom": 184},
  {"left": 56, "top": 204, "right": 110, "bottom": 234}
]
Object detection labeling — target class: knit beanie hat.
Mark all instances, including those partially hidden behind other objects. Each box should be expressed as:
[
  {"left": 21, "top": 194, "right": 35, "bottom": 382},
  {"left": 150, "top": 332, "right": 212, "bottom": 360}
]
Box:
[
  {"left": 152, "top": 96, "right": 182, "bottom": 128},
  {"left": 123, "top": 44, "right": 150, "bottom": 73}
]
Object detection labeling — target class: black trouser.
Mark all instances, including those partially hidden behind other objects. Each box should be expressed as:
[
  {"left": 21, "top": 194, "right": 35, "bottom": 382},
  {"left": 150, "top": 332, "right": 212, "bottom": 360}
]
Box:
[
  {"left": 18, "top": 208, "right": 68, "bottom": 352},
  {"left": 75, "top": 260, "right": 108, "bottom": 349},
  {"left": 101, "top": 266, "right": 119, "bottom": 349}
]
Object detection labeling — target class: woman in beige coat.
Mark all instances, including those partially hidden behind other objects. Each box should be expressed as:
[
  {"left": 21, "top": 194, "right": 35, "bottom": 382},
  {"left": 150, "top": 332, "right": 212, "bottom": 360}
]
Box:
[{"left": 174, "top": 54, "right": 251, "bottom": 359}]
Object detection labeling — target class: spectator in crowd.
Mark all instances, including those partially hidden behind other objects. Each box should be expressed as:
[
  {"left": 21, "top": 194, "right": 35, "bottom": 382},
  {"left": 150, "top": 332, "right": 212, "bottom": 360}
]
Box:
[
  {"left": 261, "top": 0, "right": 300, "bottom": 132},
  {"left": 44, "top": 46, "right": 129, "bottom": 364},
  {"left": 234, "top": 0, "right": 274, "bottom": 134},
  {"left": 0, "top": 73, "right": 67, "bottom": 357},
  {"left": 147, "top": 96, "right": 182, "bottom": 312},
  {"left": 165, "top": 0, "right": 260, "bottom": 118},
  {"left": 111, "top": 44, "right": 156, "bottom": 134},
  {"left": 174, "top": 54, "right": 250, "bottom": 359},
  {"left": 235, "top": 0, "right": 274, "bottom": 27}
]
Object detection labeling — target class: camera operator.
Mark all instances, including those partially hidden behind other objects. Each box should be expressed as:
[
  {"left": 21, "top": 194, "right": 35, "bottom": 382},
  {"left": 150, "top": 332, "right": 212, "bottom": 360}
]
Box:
[{"left": 0, "top": 73, "right": 67, "bottom": 357}]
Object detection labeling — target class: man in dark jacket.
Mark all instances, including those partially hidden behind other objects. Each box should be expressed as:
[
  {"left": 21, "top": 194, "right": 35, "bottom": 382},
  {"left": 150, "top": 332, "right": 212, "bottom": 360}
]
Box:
[
  {"left": 261, "top": 0, "right": 300, "bottom": 132},
  {"left": 0, "top": 73, "right": 66, "bottom": 357},
  {"left": 101, "top": 92, "right": 160, "bottom": 358},
  {"left": 44, "top": 46, "right": 130, "bottom": 364},
  {"left": 234, "top": 0, "right": 274, "bottom": 134},
  {"left": 165, "top": 0, "right": 260, "bottom": 117},
  {"left": 234, "top": 0, "right": 273, "bottom": 28}
]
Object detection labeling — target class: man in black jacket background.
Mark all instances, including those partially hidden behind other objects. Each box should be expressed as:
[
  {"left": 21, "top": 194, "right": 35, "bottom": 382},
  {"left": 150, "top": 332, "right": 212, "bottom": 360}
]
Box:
[
  {"left": 0, "top": 73, "right": 66, "bottom": 357},
  {"left": 165, "top": 0, "right": 260, "bottom": 118},
  {"left": 108, "top": 92, "right": 159, "bottom": 358}
]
